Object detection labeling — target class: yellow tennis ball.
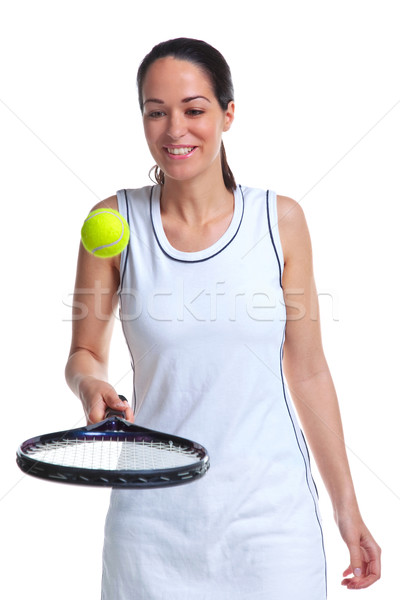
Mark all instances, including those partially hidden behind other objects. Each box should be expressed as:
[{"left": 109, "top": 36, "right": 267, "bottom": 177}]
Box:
[{"left": 81, "top": 208, "right": 130, "bottom": 258}]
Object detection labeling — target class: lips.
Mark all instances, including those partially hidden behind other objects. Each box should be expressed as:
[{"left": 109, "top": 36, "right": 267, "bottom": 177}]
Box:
[{"left": 163, "top": 145, "right": 197, "bottom": 158}]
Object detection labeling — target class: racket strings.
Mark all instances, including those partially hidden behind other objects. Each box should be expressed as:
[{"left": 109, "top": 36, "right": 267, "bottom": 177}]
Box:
[{"left": 23, "top": 437, "right": 201, "bottom": 471}]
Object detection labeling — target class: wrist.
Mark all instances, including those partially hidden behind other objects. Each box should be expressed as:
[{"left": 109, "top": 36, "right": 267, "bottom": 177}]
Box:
[
  {"left": 333, "top": 495, "right": 362, "bottom": 524},
  {"left": 65, "top": 349, "right": 108, "bottom": 398},
  {"left": 67, "top": 371, "right": 96, "bottom": 399}
]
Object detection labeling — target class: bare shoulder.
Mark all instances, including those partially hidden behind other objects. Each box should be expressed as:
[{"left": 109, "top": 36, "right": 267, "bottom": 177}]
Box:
[
  {"left": 90, "top": 194, "right": 118, "bottom": 212},
  {"left": 276, "top": 194, "right": 312, "bottom": 263},
  {"left": 276, "top": 194, "right": 306, "bottom": 227}
]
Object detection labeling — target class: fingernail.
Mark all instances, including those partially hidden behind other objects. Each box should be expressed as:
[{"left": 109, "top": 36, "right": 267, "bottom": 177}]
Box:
[{"left": 354, "top": 568, "right": 362, "bottom": 577}]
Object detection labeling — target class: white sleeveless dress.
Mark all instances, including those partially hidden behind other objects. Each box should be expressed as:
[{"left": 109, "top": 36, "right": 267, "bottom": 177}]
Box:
[{"left": 101, "top": 184, "right": 327, "bottom": 599}]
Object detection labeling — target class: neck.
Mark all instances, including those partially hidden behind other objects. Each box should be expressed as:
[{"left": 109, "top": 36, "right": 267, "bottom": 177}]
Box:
[{"left": 160, "top": 168, "right": 233, "bottom": 227}]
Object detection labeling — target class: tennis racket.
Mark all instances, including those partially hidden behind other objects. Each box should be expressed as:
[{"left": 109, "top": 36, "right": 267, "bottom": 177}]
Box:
[{"left": 16, "top": 395, "right": 210, "bottom": 489}]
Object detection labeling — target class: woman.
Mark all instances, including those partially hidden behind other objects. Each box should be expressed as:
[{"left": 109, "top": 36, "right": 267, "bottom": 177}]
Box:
[{"left": 66, "top": 38, "right": 381, "bottom": 599}]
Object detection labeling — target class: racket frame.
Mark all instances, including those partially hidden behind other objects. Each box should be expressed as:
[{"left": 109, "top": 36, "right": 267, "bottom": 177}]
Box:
[{"left": 16, "top": 415, "right": 210, "bottom": 489}]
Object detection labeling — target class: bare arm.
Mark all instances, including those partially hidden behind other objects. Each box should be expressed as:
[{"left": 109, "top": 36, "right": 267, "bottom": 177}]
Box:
[
  {"left": 65, "top": 195, "right": 134, "bottom": 423},
  {"left": 277, "top": 195, "right": 381, "bottom": 590}
]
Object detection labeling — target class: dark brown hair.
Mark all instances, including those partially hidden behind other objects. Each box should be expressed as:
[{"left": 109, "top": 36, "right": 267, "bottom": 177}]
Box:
[{"left": 137, "top": 37, "right": 236, "bottom": 192}]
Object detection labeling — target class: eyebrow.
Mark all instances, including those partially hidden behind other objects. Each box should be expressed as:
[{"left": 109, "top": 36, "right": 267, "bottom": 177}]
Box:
[{"left": 143, "top": 95, "right": 211, "bottom": 105}]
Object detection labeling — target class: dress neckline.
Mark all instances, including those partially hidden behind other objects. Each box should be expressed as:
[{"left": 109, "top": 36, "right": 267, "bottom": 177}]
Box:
[{"left": 150, "top": 184, "right": 244, "bottom": 263}]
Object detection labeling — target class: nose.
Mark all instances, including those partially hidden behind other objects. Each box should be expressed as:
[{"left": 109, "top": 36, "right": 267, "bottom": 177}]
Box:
[{"left": 166, "top": 111, "right": 187, "bottom": 140}]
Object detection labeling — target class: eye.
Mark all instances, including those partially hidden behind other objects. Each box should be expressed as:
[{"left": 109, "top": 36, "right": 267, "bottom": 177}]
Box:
[
  {"left": 186, "top": 109, "right": 205, "bottom": 117},
  {"left": 147, "top": 111, "right": 166, "bottom": 119}
]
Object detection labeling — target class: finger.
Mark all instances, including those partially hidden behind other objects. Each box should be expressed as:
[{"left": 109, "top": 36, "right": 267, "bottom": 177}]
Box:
[
  {"left": 342, "top": 565, "right": 352, "bottom": 577},
  {"left": 86, "top": 394, "right": 107, "bottom": 424},
  {"left": 124, "top": 404, "right": 135, "bottom": 423},
  {"left": 348, "top": 541, "right": 364, "bottom": 579},
  {"left": 361, "top": 537, "right": 382, "bottom": 580},
  {"left": 342, "top": 554, "right": 381, "bottom": 589},
  {"left": 342, "top": 572, "right": 380, "bottom": 590},
  {"left": 104, "top": 389, "right": 128, "bottom": 412},
  {"left": 104, "top": 391, "right": 135, "bottom": 422}
]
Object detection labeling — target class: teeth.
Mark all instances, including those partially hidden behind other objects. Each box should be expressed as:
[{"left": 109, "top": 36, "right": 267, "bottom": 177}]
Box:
[{"left": 167, "top": 147, "right": 194, "bottom": 155}]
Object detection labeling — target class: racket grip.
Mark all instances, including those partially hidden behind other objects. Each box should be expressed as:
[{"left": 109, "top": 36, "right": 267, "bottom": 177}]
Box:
[{"left": 105, "top": 395, "right": 129, "bottom": 419}]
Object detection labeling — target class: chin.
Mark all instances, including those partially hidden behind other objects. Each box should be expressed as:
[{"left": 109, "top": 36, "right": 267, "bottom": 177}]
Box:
[{"left": 160, "top": 165, "right": 201, "bottom": 182}]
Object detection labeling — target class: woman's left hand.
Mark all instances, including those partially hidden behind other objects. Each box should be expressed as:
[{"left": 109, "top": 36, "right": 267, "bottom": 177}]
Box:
[{"left": 336, "top": 512, "right": 381, "bottom": 589}]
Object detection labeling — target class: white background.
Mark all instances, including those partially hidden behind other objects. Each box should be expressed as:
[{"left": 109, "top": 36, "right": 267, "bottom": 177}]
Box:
[{"left": 1, "top": 1, "right": 399, "bottom": 598}]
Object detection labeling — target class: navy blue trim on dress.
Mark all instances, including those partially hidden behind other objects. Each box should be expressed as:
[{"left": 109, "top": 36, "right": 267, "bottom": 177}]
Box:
[
  {"left": 119, "top": 189, "right": 130, "bottom": 290},
  {"left": 150, "top": 185, "right": 245, "bottom": 264},
  {"left": 279, "top": 330, "right": 328, "bottom": 598},
  {"left": 118, "top": 310, "right": 137, "bottom": 414},
  {"left": 118, "top": 190, "right": 136, "bottom": 413},
  {"left": 266, "top": 190, "right": 283, "bottom": 289},
  {"left": 300, "top": 428, "right": 320, "bottom": 499}
]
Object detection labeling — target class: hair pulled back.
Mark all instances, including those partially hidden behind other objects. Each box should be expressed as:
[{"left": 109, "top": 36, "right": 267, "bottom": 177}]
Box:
[{"left": 137, "top": 37, "right": 236, "bottom": 192}]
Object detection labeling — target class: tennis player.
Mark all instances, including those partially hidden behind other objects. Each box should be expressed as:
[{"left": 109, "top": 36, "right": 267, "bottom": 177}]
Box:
[{"left": 65, "top": 38, "right": 381, "bottom": 599}]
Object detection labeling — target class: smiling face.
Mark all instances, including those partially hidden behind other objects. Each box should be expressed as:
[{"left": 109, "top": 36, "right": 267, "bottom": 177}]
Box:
[{"left": 141, "top": 57, "right": 234, "bottom": 185}]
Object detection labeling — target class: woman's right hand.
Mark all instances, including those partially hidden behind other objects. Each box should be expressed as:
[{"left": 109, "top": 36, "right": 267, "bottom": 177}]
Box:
[{"left": 79, "top": 377, "right": 135, "bottom": 424}]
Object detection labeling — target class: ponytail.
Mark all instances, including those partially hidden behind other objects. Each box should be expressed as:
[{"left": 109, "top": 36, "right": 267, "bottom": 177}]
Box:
[{"left": 220, "top": 141, "right": 236, "bottom": 192}]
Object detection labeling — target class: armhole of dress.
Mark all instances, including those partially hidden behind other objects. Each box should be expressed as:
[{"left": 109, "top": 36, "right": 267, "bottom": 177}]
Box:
[
  {"left": 117, "top": 189, "right": 130, "bottom": 295},
  {"left": 266, "top": 190, "right": 284, "bottom": 289}
]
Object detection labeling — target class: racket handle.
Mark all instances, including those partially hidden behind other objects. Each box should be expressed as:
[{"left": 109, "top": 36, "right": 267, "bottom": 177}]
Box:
[{"left": 105, "top": 395, "right": 129, "bottom": 419}]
